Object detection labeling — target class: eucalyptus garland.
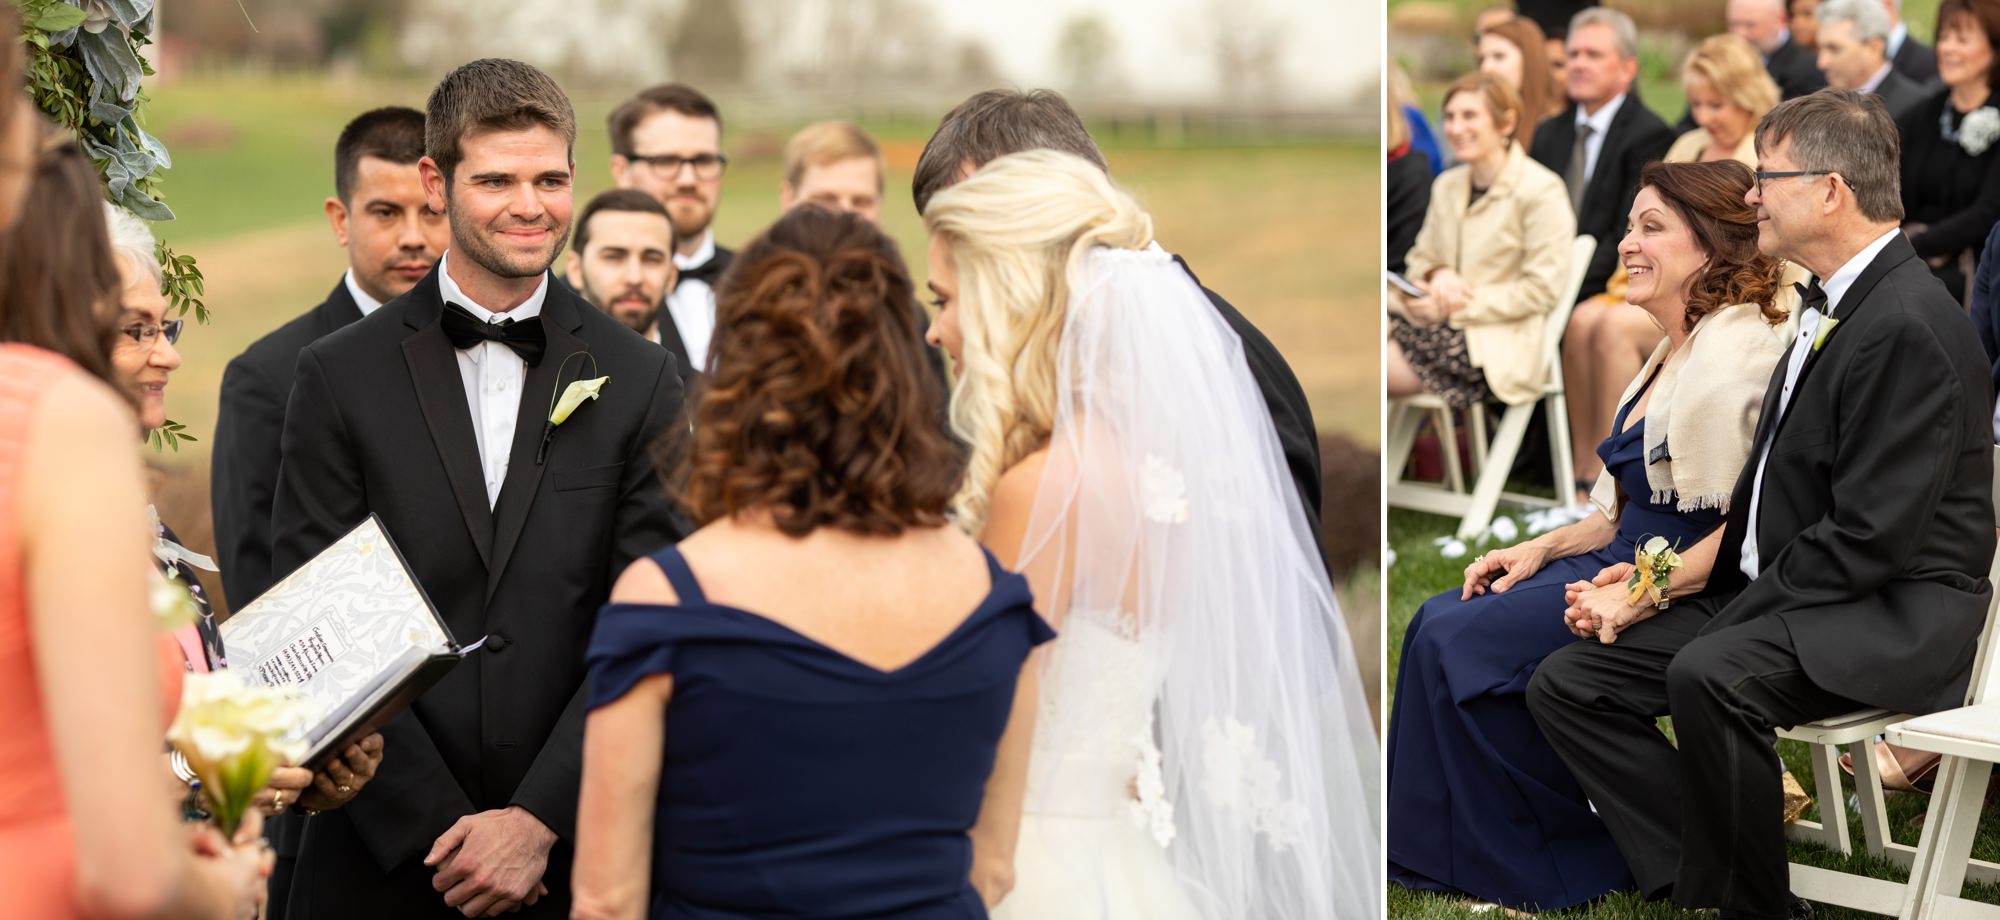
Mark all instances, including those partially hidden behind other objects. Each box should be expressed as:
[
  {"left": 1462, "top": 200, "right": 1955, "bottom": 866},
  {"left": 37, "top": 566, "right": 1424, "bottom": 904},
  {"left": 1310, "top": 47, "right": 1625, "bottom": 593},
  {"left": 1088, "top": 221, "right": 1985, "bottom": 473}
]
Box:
[{"left": 18, "top": 0, "right": 204, "bottom": 449}]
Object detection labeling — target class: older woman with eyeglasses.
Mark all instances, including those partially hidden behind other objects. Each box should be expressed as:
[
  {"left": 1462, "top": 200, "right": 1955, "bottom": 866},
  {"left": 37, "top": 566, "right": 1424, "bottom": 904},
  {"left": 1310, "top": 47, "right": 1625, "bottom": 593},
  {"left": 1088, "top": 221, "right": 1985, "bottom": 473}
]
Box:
[{"left": 101, "top": 204, "right": 387, "bottom": 824}]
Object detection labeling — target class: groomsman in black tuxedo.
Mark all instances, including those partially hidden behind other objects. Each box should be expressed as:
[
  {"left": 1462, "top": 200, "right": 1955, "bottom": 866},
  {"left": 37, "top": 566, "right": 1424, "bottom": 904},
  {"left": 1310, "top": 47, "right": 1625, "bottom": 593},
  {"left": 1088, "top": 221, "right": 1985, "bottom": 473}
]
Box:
[
  {"left": 272, "top": 59, "right": 684, "bottom": 918},
  {"left": 214, "top": 106, "right": 447, "bottom": 610},
  {"left": 1529, "top": 90, "right": 1995, "bottom": 920},
  {"left": 213, "top": 109, "right": 448, "bottom": 919},
  {"left": 608, "top": 83, "right": 730, "bottom": 378},
  {"left": 562, "top": 189, "right": 679, "bottom": 371},
  {"left": 1530, "top": 7, "right": 1674, "bottom": 303},
  {"left": 910, "top": 88, "right": 1324, "bottom": 535}
]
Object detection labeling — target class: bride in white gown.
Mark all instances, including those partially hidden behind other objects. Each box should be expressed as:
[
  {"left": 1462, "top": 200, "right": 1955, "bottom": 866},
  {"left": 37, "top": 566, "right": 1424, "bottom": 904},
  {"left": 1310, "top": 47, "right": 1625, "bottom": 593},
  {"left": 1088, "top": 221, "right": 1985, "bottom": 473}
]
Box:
[{"left": 920, "top": 150, "right": 1379, "bottom": 920}]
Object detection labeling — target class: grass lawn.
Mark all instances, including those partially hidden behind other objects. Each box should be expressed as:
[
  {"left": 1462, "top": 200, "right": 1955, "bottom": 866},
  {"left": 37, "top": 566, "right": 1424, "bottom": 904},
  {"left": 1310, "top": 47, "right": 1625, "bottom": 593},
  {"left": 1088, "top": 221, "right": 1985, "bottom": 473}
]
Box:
[{"left": 1387, "top": 504, "right": 2000, "bottom": 919}]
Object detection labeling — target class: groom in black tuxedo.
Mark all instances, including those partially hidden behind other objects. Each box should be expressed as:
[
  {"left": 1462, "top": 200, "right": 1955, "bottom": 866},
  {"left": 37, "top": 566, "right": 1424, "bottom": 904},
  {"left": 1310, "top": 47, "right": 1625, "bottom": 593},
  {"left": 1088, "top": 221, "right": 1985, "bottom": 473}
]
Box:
[
  {"left": 1528, "top": 90, "right": 1994, "bottom": 920},
  {"left": 271, "top": 59, "right": 684, "bottom": 918}
]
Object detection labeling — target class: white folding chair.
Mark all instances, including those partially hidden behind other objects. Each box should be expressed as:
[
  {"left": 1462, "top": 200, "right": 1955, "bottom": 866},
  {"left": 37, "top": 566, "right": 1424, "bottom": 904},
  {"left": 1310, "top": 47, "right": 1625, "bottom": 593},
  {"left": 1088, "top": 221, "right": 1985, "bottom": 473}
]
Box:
[
  {"left": 1783, "top": 446, "right": 2000, "bottom": 916},
  {"left": 1882, "top": 446, "right": 2000, "bottom": 920},
  {"left": 1387, "top": 235, "right": 1595, "bottom": 540}
]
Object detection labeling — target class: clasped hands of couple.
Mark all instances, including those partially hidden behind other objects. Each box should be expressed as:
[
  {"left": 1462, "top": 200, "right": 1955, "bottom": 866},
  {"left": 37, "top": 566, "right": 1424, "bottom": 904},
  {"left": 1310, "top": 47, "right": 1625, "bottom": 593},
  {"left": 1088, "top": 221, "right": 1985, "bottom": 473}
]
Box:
[{"left": 1462, "top": 546, "right": 1655, "bottom": 644}]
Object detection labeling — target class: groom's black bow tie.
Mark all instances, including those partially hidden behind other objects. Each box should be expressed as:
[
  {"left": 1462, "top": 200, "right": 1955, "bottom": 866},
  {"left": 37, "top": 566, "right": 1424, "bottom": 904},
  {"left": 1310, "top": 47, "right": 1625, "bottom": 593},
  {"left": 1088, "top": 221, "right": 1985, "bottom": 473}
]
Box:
[
  {"left": 1793, "top": 280, "right": 1829, "bottom": 315},
  {"left": 675, "top": 257, "right": 727, "bottom": 289},
  {"left": 441, "top": 302, "right": 547, "bottom": 367}
]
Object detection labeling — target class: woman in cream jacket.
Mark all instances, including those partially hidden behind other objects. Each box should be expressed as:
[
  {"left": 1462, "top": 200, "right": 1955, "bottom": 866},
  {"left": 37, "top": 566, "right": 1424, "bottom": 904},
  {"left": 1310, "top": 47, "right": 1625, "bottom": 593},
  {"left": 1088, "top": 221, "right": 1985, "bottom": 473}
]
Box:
[{"left": 1388, "top": 71, "right": 1575, "bottom": 408}]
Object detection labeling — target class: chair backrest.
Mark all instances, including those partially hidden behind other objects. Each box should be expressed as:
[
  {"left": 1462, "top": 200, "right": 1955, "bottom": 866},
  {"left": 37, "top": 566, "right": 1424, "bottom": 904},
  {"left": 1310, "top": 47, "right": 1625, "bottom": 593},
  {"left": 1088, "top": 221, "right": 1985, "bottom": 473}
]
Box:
[
  {"left": 1961, "top": 444, "right": 2000, "bottom": 705},
  {"left": 1541, "top": 235, "right": 1597, "bottom": 389}
]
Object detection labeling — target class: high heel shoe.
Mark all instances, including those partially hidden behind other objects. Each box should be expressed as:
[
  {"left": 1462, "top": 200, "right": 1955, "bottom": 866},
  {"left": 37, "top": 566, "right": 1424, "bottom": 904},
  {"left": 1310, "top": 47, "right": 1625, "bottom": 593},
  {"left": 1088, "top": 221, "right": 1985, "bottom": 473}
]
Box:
[{"left": 1838, "top": 741, "right": 1943, "bottom": 793}]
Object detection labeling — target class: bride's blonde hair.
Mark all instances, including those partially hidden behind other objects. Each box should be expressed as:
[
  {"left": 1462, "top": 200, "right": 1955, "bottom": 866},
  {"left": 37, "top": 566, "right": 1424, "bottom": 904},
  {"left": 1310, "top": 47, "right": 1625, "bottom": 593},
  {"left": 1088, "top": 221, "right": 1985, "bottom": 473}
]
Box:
[{"left": 921, "top": 149, "right": 1154, "bottom": 529}]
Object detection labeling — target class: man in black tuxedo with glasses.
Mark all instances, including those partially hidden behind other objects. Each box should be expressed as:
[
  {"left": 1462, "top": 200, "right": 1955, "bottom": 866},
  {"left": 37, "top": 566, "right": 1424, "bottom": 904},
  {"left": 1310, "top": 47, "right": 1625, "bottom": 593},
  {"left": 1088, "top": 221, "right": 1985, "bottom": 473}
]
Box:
[
  {"left": 272, "top": 58, "right": 684, "bottom": 918},
  {"left": 1529, "top": 90, "right": 1994, "bottom": 920},
  {"left": 607, "top": 83, "right": 731, "bottom": 380}
]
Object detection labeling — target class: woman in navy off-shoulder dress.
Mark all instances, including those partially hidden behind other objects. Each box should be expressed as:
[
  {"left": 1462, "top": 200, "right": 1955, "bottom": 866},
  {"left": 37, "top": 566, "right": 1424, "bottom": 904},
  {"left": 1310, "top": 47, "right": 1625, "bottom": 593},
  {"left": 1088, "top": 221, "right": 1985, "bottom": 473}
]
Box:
[{"left": 570, "top": 208, "right": 1053, "bottom": 920}]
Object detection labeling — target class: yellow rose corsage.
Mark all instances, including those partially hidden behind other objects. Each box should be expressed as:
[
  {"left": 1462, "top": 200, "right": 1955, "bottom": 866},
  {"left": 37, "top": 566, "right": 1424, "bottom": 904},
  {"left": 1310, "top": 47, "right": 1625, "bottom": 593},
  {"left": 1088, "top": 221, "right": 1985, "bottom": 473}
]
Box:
[{"left": 1626, "top": 535, "right": 1684, "bottom": 608}]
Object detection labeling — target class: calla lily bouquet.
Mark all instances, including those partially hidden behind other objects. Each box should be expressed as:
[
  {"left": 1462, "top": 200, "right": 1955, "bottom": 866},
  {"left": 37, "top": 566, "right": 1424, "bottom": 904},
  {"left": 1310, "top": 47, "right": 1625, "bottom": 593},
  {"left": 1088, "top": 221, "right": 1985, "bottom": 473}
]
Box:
[
  {"left": 166, "top": 670, "right": 314, "bottom": 837},
  {"left": 1626, "top": 535, "right": 1684, "bottom": 609},
  {"left": 538, "top": 351, "right": 609, "bottom": 464}
]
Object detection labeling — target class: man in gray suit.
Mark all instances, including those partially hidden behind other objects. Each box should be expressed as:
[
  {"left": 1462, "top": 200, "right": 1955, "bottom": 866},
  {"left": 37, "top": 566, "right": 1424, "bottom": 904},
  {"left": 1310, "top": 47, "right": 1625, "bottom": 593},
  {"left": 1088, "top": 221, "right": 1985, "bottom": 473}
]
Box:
[{"left": 1816, "top": 0, "right": 1928, "bottom": 124}]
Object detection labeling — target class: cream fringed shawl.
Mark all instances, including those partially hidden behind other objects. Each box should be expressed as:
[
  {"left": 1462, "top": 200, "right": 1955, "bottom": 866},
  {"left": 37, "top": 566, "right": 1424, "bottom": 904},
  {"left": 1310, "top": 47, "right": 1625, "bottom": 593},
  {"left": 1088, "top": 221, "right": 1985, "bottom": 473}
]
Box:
[{"left": 1589, "top": 301, "right": 1788, "bottom": 518}]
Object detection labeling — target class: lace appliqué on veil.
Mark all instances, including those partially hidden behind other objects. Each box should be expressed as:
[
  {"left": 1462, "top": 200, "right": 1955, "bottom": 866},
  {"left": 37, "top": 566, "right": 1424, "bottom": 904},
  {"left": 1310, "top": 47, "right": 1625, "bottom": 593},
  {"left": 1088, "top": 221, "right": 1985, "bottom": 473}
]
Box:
[
  {"left": 1201, "top": 717, "right": 1305, "bottom": 852},
  {"left": 1140, "top": 454, "right": 1190, "bottom": 524},
  {"left": 1127, "top": 718, "right": 1176, "bottom": 848}
]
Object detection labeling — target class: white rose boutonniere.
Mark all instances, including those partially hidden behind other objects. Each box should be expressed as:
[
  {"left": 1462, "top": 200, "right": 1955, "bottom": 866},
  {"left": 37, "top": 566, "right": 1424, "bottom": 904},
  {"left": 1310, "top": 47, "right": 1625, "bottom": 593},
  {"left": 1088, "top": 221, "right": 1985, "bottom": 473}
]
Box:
[{"left": 1960, "top": 106, "right": 2000, "bottom": 156}]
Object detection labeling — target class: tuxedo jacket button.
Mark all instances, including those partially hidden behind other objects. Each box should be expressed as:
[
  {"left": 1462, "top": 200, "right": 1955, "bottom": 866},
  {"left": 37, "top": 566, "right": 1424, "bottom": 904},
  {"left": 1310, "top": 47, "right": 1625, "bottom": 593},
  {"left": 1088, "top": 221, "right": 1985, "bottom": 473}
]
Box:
[{"left": 487, "top": 634, "right": 510, "bottom": 653}]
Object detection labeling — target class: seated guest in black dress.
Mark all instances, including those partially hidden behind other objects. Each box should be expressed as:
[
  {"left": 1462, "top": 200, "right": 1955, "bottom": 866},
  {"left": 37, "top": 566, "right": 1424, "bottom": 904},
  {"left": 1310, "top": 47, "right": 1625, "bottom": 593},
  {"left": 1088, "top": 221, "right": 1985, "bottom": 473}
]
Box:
[
  {"left": 1388, "top": 160, "right": 1789, "bottom": 911},
  {"left": 572, "top": 207, "right": 1053, "bottom": 919},
  {"left": 1898, "top": 0, "right": 2000, "bottom": 303}
]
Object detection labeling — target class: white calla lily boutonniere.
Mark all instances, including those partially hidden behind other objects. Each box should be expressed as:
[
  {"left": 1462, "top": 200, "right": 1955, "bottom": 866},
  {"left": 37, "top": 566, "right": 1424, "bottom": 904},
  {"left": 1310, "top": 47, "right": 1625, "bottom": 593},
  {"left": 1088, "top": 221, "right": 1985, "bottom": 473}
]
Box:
[
  {"left": 538, "top": 351, "right": 608, "bottom": 464},
  {"left": 551, "top": 376, "right": 609, "bottom": 425},
  {"left": 1812, "top": 316, "right": 1840, "bottom": 353}
]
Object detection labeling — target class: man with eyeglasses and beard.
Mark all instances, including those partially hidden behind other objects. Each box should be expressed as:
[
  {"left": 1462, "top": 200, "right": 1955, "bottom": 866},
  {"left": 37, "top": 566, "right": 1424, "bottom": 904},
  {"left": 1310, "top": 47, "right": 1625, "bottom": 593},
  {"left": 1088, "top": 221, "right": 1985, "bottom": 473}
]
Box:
[{"left": 608, "top": 83, "right": 730, "bottom": 379}]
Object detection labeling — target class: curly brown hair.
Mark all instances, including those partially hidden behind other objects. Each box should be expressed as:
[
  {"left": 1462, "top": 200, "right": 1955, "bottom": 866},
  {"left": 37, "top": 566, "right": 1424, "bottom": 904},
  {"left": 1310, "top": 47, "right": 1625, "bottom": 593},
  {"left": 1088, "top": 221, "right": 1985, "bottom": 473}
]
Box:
[
  {"left": 1638, "top": 160, "right": 1787, "bottom": 331},
  {"left": 671, "top": 207, "right": 961, "bottom": 536}
]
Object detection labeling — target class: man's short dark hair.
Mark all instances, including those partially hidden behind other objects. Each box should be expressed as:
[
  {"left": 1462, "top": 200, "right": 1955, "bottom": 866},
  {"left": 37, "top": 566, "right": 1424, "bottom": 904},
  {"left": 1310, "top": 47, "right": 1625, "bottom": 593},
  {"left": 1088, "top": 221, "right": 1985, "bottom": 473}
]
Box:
[
  {"left": 911, "top": 89, "right": 1108, "bottom": 214},
  {"left": 608, "top": 83, "right": 723, "bottom": 155},
  {"left": 425, "top": 58, "right": 576, "bottom": 183},
  {"left": 1754, "top": 88, "right": 1904, "bottom": 223},
  {"left": 572, "top": 188, "right": 677, "bottom": 254},
  {"left": 334, "top": 106, "right": 426, "bottom": 205}
]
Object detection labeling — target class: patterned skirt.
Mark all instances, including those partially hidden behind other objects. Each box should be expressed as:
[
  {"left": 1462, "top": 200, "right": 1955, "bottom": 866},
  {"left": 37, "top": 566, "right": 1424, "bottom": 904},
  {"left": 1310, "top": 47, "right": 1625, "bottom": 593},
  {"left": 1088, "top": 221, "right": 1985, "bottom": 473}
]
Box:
[{"left": 1391, "top": 313, "right": 1491, "bottom": 408}]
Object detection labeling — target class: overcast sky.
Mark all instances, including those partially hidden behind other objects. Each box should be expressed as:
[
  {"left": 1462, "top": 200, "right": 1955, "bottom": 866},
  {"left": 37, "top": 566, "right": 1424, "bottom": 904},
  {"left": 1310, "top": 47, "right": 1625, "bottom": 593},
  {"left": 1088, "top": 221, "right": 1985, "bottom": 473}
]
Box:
[{"left": 927, "top": 0, "right": 1375, "bottom": 107}]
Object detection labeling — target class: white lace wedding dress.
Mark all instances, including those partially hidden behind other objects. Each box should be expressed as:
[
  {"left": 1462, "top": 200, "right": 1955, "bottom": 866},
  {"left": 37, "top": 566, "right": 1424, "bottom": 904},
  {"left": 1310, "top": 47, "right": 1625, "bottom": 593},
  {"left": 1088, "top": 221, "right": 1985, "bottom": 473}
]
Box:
[{"left": 992, "top": 610, "right": 1201, "bottom": 919}]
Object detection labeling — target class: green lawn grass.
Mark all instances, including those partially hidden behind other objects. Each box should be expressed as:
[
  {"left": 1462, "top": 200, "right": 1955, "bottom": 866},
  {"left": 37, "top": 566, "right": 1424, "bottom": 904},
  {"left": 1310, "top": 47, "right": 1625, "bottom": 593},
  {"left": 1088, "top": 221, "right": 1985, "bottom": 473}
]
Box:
[{"left": 1387, "top": 504, "right": 2000, "bottom": 918}]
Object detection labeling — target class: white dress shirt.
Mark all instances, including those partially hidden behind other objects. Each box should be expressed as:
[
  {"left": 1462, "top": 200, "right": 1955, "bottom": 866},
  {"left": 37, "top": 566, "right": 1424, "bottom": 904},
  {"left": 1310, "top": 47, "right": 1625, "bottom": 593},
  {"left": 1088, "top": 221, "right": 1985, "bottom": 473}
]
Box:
[
  {"left": 342, "top": 269, "right": 386, "bottom": 317},
  {"left": 436, "top": 251, "right": 549, "bottom": 509},
  {"left": 1575, "top": 93, "right": 1628, "bottom": 192},
  {"left": 1740, "top": 227, "right": 1902, "bottom": 579},
  {"left": 666, "top": 230, "right": 720, "bottom": 370}
]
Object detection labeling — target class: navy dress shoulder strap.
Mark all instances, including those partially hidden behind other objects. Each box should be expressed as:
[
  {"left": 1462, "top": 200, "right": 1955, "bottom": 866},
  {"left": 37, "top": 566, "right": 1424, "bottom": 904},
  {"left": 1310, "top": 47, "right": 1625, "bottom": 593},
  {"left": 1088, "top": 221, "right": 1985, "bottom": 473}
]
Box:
[{"left": 648, "top": 546, "right": 708, "bottom": 605}]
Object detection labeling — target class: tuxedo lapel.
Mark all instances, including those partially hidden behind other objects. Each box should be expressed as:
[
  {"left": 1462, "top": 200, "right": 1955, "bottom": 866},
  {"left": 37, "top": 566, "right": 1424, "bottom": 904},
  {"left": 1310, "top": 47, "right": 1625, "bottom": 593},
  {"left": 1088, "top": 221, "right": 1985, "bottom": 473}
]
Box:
[
  {"left": 1790, "top": 235, "right": 1912, "bottom": 391},
  {"left": 485, "top": 283, "right": 587, "bottom": 600},
  {"left": 400, "top": 278, "right": 495, "bottom": 569}
]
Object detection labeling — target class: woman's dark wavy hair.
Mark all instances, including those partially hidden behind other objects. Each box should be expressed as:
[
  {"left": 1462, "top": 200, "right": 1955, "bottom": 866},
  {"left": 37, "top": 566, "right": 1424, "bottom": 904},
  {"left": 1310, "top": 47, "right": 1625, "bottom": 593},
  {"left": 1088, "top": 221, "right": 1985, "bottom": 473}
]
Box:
[
  {"left": 1639, "top": 159, "right": 1786, "bottom": 331},
  {"left": 0, "top": 130, "right": 128, "bottom": 401},
  {"left": 667, "top": 206, "right": 962, "bottom": 536}
]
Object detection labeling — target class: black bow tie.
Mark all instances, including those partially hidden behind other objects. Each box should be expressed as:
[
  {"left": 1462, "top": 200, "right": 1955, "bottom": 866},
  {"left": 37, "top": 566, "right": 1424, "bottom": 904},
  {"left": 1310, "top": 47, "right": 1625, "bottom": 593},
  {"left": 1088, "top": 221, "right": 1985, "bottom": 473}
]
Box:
[
  {"left": 1793, "top": 280, "right": 1829, "bottom": 315},
  {"left": 676, "top": 256, "right": 727, "bottom": 289},
  {"left": 441, "top": 302, "right": 546, "bottom": 367}
]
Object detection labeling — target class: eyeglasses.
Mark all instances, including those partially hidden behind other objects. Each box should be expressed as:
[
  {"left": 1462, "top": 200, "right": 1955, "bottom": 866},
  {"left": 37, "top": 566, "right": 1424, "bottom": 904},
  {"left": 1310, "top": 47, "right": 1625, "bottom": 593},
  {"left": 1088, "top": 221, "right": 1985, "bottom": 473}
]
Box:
[
  {"left": 1755, "top": 169, "right": 1852, "bottom": 194},
  {"left": 118, "top": 319, "right": 183, "bottom": 348},
  {"left": 622, "top": 152, "right": 728, "bottom": 180}
]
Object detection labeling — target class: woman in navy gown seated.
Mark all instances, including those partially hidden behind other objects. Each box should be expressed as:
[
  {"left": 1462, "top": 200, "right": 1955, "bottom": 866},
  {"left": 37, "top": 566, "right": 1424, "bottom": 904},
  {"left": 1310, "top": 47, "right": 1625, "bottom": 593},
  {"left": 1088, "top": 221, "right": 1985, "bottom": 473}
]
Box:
[
  {"left": 570, "top": 207, "right": 1054, "bottom": 920},
  {"left": 1387, "top": 160, "right": 1791, "bottom": 911}
]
